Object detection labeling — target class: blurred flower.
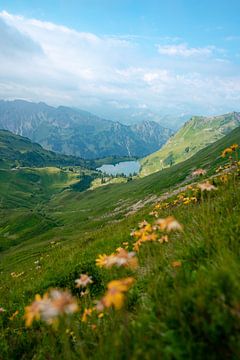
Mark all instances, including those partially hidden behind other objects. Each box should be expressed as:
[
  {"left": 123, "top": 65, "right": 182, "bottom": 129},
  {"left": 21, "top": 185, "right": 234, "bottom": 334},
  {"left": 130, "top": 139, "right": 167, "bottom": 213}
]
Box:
[
  {"left": 11, "top": 271, "right": 25, "bottom": 278},
  {"left": 221, "top": 147, "right": 233, "bottom": 157},
  {"left": 75, "top": 274, "right": 93, "bottom": 288},
  {"left": 24, "top": 294, "right": 50, "bottom": 327},
  {"left": 24, "top": 290, "right": 78, "bottom": 327},
  {"left": 230, "top": 144, "right": 239, "bottom": 151},
  {"left": 171, "top": 261, "right": 182, "bottom": 268},
  {"left": 9, "top": 310, "right": 19, "bottom": 321},
  {"left": 0, "top": 307, "right": 6, "bottom": 313},
  {"left": 198, "top": 181, "right": 217, "bottom": 192},
  {"left": 96, "top": 254, "right": 115, "bottom": 268},
  {"left": 192, "top": 168, "right": 206, "bottom": 177},
  {"left": 82, "top": 308, "right": 93, "bottom": 322},
  {"left": 155, "top": 216, "right": 183, "bottom": 232},
  {"left": 97, "top": 278, "right": 134, "bottom": 310},
  {"left": 158, "top": 235, "right": 169, "bottom": 244},
  {"left": 96, "top": 249, "right": 138, "bottom": 269}
]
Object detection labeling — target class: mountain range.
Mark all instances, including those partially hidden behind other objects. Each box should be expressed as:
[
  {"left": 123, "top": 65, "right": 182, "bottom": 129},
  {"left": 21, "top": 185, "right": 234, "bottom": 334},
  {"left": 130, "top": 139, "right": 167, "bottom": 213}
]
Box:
[
  {"left": 0, "top": 100, "right": 172, "bottom": 159},
  {"left": 140, "top": 111, "right": 240, "bottom": 176}
]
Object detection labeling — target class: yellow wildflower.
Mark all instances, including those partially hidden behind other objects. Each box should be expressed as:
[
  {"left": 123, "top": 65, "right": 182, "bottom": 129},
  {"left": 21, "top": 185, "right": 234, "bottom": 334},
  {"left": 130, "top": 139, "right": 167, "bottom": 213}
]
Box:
[
  {"left": 82, "top": 308, "right": 93, "bottom": 322},
  {"left": 99, "top": 277, "right": 135, "bottom": 310},
  {"left": 9, "top": 310, "right": 19, "bottom": 321},
  {"left": 221, "top": 147, "right": 233, "bottom": 157}
]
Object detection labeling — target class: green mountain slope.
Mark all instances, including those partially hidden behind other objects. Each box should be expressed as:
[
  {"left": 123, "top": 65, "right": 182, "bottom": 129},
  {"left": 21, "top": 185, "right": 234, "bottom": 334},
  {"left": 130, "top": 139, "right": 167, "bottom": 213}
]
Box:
[
  {"left": 0, "top": 129, "right": 94, "bottom": 169},
  {"left": 140, "top": 111, "right": 240, "bottom": 176},
  {"left": 0, "top": 127, "right": 239, "bottom": 359}
]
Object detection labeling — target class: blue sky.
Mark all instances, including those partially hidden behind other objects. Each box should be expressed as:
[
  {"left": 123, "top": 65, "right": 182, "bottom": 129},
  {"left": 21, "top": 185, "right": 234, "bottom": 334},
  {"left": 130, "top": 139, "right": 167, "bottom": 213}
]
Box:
[{"left": 0, "top": 0, "right": 240, "bottom": 124}]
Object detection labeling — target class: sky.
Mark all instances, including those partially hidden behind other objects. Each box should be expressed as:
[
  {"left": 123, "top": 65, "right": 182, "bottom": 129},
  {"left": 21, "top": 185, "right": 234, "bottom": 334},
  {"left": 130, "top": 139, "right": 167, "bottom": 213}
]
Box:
[{"left": 0, "top": 0, "right": 240, "bottom": 125}]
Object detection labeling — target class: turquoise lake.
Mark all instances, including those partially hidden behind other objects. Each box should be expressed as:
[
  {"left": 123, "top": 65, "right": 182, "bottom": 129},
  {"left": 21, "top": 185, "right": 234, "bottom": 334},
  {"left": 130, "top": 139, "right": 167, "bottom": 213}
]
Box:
[{"left": 97, "top": 161, "right": 140, "bottom": 176}]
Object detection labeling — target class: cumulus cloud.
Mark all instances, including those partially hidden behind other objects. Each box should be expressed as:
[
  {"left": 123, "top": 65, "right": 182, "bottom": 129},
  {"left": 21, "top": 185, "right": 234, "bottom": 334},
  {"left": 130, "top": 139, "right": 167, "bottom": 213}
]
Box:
[{"left": 0, "top": 10, "right": 239, "bottom": 122}]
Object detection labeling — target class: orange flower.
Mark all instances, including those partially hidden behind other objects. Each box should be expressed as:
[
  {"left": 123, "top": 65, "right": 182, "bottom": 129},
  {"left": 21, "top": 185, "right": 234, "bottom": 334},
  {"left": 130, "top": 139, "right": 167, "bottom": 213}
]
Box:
[
  {"left": 9, "top": 310, "right": 19, "bottom": 321},
  {"left": 221, "top": 147, "right": 233, "bottom": 157},
  {"left": 155, "top": 216, "right": 183, "bottom": 232},
  {"left": 82, "top": 308, "right": 93, "bottom": 322},
  {"left": 24, "top": 294, "right": 49, "bottom": 327},
  {"left": 98, "top": 278, "right": 135, "bottom": 310},
  {"left": 96, "top": 249, "right": 138, "bottom": 269},
  {"left": 24, "top": 290, "right": 78, "bottom": 327},
  {"left": 171, "top": 261, "right": 182, "bottom": 268}
]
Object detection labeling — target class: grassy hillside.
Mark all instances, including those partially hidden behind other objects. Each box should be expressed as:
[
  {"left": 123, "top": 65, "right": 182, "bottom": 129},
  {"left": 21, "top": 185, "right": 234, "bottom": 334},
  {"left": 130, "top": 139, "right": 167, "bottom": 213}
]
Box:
[
  {"left": 0, "top": 129, "right": 93, "bottom": 169},
  {"left": 0, "top": 127, "right": 239, "bottom": 359},
  {"left": 140, "top": 112, "right": 240, "bottom": 176}
]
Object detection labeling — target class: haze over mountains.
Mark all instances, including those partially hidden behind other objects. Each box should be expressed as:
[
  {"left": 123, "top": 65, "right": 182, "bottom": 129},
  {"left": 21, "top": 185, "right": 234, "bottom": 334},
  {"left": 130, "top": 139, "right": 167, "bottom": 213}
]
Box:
[{"left": 0, "top": 100, "right": 173, "bottom": 159}]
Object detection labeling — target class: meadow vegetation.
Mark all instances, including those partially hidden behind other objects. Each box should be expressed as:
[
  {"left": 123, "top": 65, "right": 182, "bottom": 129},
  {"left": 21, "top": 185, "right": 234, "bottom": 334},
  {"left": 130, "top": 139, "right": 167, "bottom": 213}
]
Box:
[{"left": 0, "top": 128, "right": 240, "bottom": 359}]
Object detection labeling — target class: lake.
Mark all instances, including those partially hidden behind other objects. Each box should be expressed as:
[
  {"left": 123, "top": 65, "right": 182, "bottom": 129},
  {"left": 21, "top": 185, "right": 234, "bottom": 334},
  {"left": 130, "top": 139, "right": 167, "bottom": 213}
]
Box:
[{"left": 97, "top": 160, "right": 140, "bottom": 176}]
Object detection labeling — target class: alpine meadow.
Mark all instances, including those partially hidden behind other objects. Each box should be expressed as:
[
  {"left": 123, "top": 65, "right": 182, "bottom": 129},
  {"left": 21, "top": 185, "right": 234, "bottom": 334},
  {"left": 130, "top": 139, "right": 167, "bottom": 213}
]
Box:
[{"left": 0, "top": 1, "right": 240, "bottom": 359}]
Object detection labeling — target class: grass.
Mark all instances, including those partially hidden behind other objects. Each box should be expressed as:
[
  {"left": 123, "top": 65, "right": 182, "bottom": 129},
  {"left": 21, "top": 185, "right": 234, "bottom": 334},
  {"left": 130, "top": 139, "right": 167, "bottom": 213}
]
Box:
[{"left": 0, "top": 128, "right": 240, "bottom": 359}]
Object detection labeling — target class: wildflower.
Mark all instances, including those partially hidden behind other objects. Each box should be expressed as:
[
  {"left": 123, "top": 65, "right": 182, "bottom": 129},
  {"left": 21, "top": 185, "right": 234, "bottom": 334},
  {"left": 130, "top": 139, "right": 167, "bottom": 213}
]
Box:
[
  {"left": 192, "top": 168, "right": 206, "bottom": 177},
  {"left": 112, "top": 248, "right": 138, "bottom": 268},
  {"left": 0, "top": 307, "right": 6, "bottom": 313},
  {"left": 96, "top": 253, "right": 115, "bottom": 268},
  {"left": 24, "top": 290, "right": 78, "bottom": 327},
  {"left": 138, "top": 220, "right": 149, "bottom": 228},
  {"left": 80, "top": 289, "right": 89, "bottom": 297},
  {"left": 216, "top": 166, "right": 223, "bottom": 173},
  {"left": 158, "top": 235, "right": 169, "bottom": 244},
  {"left": 75, "top": 274, "right": 93, "bottom": 288},
  {"left": 171, "top": 261, "right": 182, "bottom": 268},
  {"left": 45, "top": 290, "right": 78, "bottom": 319},
  {"left": 198, "top": 181, "right": 217, "bottom": 192},
  {"left": 82, "top": 308, "right": 93, "bottom": 322},
  {"left": 149, "top": 210, "right": 158, "bottom": 217},
  {"left": 230, "top": 144, "right": 239, "bottom": 151},
  {"left": 219, "top": 174, "right": 228, "bottom": 183},
  {"left": 9, "top": 310, "right": 19, "bottom": 321},
  {"left": 221, "top": 147, "right": 233, "bottom": 157},
  {"left": 11, "top": 271, "right": 24, "bottom": 278},
  {"left": 24, "top": 294, "right": 49, "bottom": 327},
  {"left": 155, "top": 216, "right": 183, "bottom": 232},
  {"left": 98, "top": 312, "right": 104, "bottom": 318},
  {"left": 98, "top": 277, "right": 135, "bottom": 310},
  {"left": 96, "top": 249, "right": 138, "bottom": 269}
]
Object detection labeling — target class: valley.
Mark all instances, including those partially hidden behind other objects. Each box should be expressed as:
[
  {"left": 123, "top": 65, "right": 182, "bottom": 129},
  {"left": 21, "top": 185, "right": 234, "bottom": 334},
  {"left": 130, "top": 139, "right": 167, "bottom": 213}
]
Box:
[{"left": 0, "top": 110, "right": 240, "bottom": 359}]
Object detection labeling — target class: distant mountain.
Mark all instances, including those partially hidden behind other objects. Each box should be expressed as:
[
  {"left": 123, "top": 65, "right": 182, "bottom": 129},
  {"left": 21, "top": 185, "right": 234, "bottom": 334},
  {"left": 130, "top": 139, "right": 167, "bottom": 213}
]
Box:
[
  {"left": 0, "top": 129, "right": 93, "bottom": 169},
  {"left": 140, "top": 112, "right": 240, "bottom": 176},
  {"left": 0, "top": 100, "right": 172, "bottom": 159}
]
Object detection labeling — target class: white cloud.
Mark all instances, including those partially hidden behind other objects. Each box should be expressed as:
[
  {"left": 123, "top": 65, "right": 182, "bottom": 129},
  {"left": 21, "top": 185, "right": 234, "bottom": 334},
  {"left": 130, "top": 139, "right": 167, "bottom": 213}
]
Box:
[
  {"left": 0, "top": 10, "right": 239, "bottom": 122},
  {"left": 157, "top": 43, "right": 214, "bottom": 57}
]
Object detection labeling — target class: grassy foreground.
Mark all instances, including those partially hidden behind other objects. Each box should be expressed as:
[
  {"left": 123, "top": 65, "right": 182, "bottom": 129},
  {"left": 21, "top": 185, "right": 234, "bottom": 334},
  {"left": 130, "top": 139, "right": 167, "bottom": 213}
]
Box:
[{"left": 0, "top": 142, "right": 240, "bottom": 359}]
